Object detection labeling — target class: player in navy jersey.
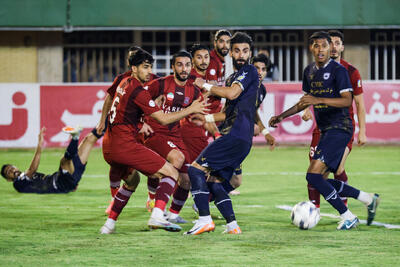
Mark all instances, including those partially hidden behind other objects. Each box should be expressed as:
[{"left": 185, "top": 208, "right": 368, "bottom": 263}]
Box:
[
  {"left": 184, "top": 32, "right": 259, "bottom": 235},
  {"left": 1, "top": 126, "right": 102, "bottom": 194},
  {"left": 269, "top": 31, "right": 379, "bottom": 230},
  {"left": 302, "top": 30, "right": 369, "bottom": 210}
]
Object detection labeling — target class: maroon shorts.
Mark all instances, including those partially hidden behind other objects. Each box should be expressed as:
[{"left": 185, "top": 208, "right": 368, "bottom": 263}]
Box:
[
  {"left": 181, "top": 136, "right": 209, "bottom": 163},
  {"left": 144, "top": 133, "right": 190, "bottom": 172},
  {"left": 309, "top": 129, "right": 354, "bottom": 162}
]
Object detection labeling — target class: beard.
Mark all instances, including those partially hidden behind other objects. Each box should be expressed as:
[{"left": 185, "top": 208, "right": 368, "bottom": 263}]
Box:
[
  {"left": 233, "top": 57, "right": 248, "bottom": 70},
  {"left": 197, "top": 64, "right": 208, "bottom": 71},
  {"left": 217, "top": 47, "right": 229, "bottom": 57},
  {"left": 175, "top": 72, "right": 188, "bottom": 82}
]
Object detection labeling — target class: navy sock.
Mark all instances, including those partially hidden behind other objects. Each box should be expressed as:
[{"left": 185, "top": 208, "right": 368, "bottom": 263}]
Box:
[
  {"left": 64, "top": 139, "right": 78, "bottom": 160},
  {"left": 221, "top": 179, "right": 235, "bottom": 193},
  {"left": 306, "top": 173, "right": 347, "bottom": 214},
  {"left": 209, "top": 182, "right": 236, "bottom": 223},
  {"left": 188, "top": 166, "right": 210, "bottom": 216},
  {"left": 326, "top": 179, "right": 360, "bottom": 199}
]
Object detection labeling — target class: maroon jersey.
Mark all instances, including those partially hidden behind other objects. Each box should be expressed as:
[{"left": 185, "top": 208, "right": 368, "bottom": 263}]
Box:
[
  {"left": 145, "top": 75, "right": 201, "bottom": 137},
  {"left": 106, "top": 77, "right": 161, "bottom": 137},
  {"left": 107, "top": 70, "right": 159, "bottom": 98},
  {"left": 206, "top": 49, "right": 225, "bottom": 86}
]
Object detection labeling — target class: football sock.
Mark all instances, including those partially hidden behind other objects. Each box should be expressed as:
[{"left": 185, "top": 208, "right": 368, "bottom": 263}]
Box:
[
  {"left": 147, "top": 177, "right": 159, "bottom": 200},
  {"left": 64, "top": 139, "right": 78, "bottom": 159},
  {"left": 110, "top": 186, "right": 119, "bottom": 198},
  {"left": 154, "top": 176, "right": 176, "bottom": 212},
  {"left": 109, "top": 185, "right": 133, "bottom": 221},
  {"left": 306, "top": 173, "right": 347, "bottom": 215},
  {"left": 209, "top": 182, "right": 236, "bottom": 223},
  {"left": 326, "top": 179, "right": 360, "bottom": 199},
  {"left": 307, "top": 183, "right": 321, "bottom": 208},
  {"left": 340, "top": 209, "right": 356, "bottom": 220},
  {"left": 334, "top": 170, "right": 349, "bottom": 205},
  {"left": 188, "top": 166, "right": 210, "bottom": 216},
  {"left": 221, "top": 179, "right": 235, "bottom": 193},
  {"left": 357, "top": 191, "right": 373, "bottom": 205},
  {"left": 169, "top": 184, "right": 189, "bottom": 214},
  {"left": 91, "top": 127, "right": 104, "bottom": 139}
]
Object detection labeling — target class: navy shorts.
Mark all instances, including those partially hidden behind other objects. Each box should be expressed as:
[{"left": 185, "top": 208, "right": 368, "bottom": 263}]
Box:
[
  {"left": 313, "top": 129, "right": 352, "bottom": 172},
  {"left": 195, "top": 135, "right": 251, "bottom": 181}
]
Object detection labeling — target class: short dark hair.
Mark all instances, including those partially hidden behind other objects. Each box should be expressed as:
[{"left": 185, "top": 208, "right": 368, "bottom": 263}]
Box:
[
  {"left": 171, "top": 50, "right": 192, "bottom": 66},
  {"left": 328, "top": 30, "right": 344, "bottom": 43},
  {"left": 128, "top": 45, "right": 140, "bottom": 53},
  {"left": 189, "top": 43, "right": 210, "bottom": 57},
  {"left": 128, "top": 48, "right": 154, "bottom": 67},
  {"left": 309, "top": 31, "right": 332, "bottom": 45},
  {"left": 214, "top": 29, "right": 232, "bottom": 41},
  {"left": 252, "top": 54, "right": 272, "bottom": 72},
  {"left": 230, "top": 31, "right": 253, "bottom": 49},
  {"left": 1, "top": 164, "right": 10, "bottom": 179}
]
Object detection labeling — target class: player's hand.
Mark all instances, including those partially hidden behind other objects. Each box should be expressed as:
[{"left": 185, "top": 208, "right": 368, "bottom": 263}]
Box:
[
  {"left": 189, "top": 114, "right": 205, "bottom": 126},
  {"left": 96, "top": 121, "right": 105, "bottom": 136},
  {"left": 269, "top": 116, "right": 282, "bottom": 128},
  {"left": 155, "top": 95, "right": 166, "bottom": 108},
  {"left": 194, "top": 78, "right": 206, "bottom": 89},
  {"left": 38, "top": 127, "right": 46, "bottom": 146},
  {"left": 299, "top": 95, "right": 319, "bottom": 106},
  {"left": 189, "top": 98, "right": 210, "bottom": 115},
  {"left": 357, "top": 131, "right": 367, "bottom": 146},
  {"left": 265, "top": 133, "right": 276, "bottom": 151},
  {"left": 301, "top": 108, "right": 313, "bottom": 121},
  {"left": 139, "top": 122, "right": 154, "bottom": 136}
]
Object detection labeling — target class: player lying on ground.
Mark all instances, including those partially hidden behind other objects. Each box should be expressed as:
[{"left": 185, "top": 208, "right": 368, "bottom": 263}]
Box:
[{"left": 1, "top": 126, "right": 101, "bottom": 194}]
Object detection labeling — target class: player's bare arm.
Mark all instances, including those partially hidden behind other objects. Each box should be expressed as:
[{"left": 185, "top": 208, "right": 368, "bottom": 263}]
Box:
[
  {"left": 269, "top": 101, "right": 308, "bottom": 128},
  {"left": 151, "top": 98, "right": 209, "bottom": 125},
  {"left": 25, "top": 127, "right": 46, "bottom": 178},
  {"left": 96, "top": 93, "right": 113, "bottom": 135},
  {"left": 299, "top": 91, "right": 352, "bottom": 108},
  {"left": 194, "top": 77, "right": 242, "bottom": 100},
  {"left": 354, "top": 93, "right": 367, "bottom": 145}
]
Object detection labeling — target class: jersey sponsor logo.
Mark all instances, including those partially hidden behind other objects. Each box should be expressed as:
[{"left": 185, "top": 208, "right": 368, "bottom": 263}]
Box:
[
  {"left": 237, "top": 72, "right": 248, "bottom": 82},
  {"left": 323, "top": 73, "right": 330, "bottom": 80},
  {"left": 176, "top": 91, "right": 183, "bottom": 95},
  {"left": 357, "top": 80, "right": 361, "bottom": 87},
  {"left": 210, "top": 69, "right": 216, "bottom": 76},
  {"left": 167, "top": 92, "right": 174, "bottom": 101},
  {"left": 143, "top": 86, "right": 149, "bottom": 90},
  {"left": 149, "top": 100, "right": 156, "bottom": 107},
  {"left": 184, "top": 97, "right": 190, "bottom": 105},
  {"left": 167, "top": 141, "right": 176, "bottom": 148}
]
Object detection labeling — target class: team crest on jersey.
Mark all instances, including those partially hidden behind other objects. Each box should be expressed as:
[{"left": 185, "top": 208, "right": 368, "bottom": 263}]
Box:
[
  {"left": 323, "top": 73, "right": 330, "bottom": 80},
  {"left": 309, "top": 74, "right": 314, "bottom": 80},
  {"left": 210, "top": 69, "right": 216, "bottom": 75},
  {"left": 184, "top": 97, "right": 190, "bottom": 104},
  {"left": 237, "top": 72, "right": 248, "bottom": 81},
  {"left": 167, "top": 92, "right": 174, "bottom": 101},
  {"left": 149, "top": 100, "right": 156, "bottom": 107}
]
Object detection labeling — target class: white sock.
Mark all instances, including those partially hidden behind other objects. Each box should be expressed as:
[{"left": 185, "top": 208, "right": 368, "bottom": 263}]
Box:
[
  {"left": 105, "top": 218, "right": 116, "bottom": 229},
  {"left": 168, "top": 212, "right": 178, "bottom": 220},
  {"left": 340, "top": 209, "right": 356, "bottom": 221},
  {"left": 357, "top": 191, "right": 373, "bottom": 205},
  {"left": 198, "top": 215, "right": 212, "bottom": 224},
  {"left": 151, "top": 207, "right": 164, "bottom": 219},
  {"left": 227, "top": 220, "right": 239, "bottom": 230}
]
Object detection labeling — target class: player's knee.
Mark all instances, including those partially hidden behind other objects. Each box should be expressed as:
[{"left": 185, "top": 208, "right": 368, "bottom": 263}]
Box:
[
  {"left": 123, "top": 171, "right": 140, "bottom": 191},
  {"left": 168, "top": 150, "right": 185, "bottom": 169},
  {"left": 178, "top": 173, "right": 191, "bottom": 189},
  {"left": 230, "top": 174, "right": 242, "bottom": 188},
  {"left": 188, "top": 166, "right": 207, "bottom": 191}
]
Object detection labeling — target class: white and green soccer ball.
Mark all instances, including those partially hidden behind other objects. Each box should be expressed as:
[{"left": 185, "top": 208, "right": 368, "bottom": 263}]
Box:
[{"left": 291, "top": 201, "right": 320, "bottom": 230}]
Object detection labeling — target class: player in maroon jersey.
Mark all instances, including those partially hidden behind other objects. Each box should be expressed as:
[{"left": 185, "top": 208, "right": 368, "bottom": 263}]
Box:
[
  {"left": 95, "top": 46, "right": 158, "bottom": 215},
  {"left": 207, "top": 29, "right": 232, "bottom": 86},
  {"left": 99, "top": 49, "right": 208, "bottom": 234},
  {"left": 302, "top": 30, "right": 367, "bottom": 209},
  {"left": 143, "top": 50, "right": 204, "bottom": 224}
]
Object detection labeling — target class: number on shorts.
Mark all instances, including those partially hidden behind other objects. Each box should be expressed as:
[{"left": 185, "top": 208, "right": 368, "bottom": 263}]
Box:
[{"left": 109, "top": 96, "right": 120, "bottom": 124}]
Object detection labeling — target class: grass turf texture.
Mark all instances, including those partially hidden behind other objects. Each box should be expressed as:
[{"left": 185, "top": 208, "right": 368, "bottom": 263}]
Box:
[{"left": 0, "top": 146, "right": 399, "bottom": 266}]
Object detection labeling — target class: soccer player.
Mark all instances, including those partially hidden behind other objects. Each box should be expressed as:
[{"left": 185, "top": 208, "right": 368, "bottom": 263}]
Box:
[
  {"left": 143, "top": 50, "right": 203, "bottom": 224},
  {"left": 96, "top": 46, "right": 157, "bottom": 215},
  {"left": 1, "top": 126, "right": 101, "bottom": 194},
  {"left": 100, "top": 48, "right": 208, "bottom": 234},
  {"left": 186, "top": 32, "right": 259, "bottom": 235},
  {"left": 269, "top": 31, "right": 379, "bottom": 230},
  {"left": 207, "top": 29, "right": 232, "bottom": 86},
  {"left": 302, "top": 30, "right": 367, "bottom": 209}
]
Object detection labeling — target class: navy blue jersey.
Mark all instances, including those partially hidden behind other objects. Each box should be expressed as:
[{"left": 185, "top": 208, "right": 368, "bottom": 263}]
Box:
[
  {"left": 218, "top": 64, "right": 259, "bottom": 143},
  {"left": 302, "top": 60, "right": 353, "bottom": 133},
  {"left": 13, "top": 171, "right": 77, "bottom": 194},
  {"left": 256, "top": 83, "right": 267, "bottom": 110}
]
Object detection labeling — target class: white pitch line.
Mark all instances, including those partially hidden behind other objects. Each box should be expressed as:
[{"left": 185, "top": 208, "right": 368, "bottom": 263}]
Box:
[{"left": 276, "top": 205, "right": 400, "bottom": 229}]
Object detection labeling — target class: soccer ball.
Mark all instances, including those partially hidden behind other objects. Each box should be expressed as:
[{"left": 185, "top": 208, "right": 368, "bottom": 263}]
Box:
[{"left": 291, "top": 201, "right": 320, "bottom": 230}]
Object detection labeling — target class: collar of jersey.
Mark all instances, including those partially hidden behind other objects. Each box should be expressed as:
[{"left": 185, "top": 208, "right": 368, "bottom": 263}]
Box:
[{"left": 314, "top": 59, "right": 332, "bottom": 70}]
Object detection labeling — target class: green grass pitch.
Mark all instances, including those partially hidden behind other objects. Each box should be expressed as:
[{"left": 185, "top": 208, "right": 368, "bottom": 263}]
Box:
[{"left": 0, "top": 145, "right": 399, "bottom": 266}]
